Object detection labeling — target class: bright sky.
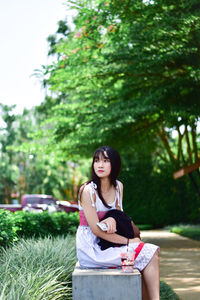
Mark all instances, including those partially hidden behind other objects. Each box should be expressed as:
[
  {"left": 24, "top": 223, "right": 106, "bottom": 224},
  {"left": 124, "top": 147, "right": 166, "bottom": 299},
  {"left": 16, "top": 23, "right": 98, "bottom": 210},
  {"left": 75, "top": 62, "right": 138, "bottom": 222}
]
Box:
[{"left": 0, "top": 0, "right": 73, "bottom": 115}]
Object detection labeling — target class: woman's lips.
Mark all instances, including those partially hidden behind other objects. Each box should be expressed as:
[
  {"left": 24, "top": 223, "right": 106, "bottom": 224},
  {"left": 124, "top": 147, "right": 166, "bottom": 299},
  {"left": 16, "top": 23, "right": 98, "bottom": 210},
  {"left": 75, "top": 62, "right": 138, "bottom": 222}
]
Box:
[{"left": 97, "top": 170, "right": 104, "bottom": 173}]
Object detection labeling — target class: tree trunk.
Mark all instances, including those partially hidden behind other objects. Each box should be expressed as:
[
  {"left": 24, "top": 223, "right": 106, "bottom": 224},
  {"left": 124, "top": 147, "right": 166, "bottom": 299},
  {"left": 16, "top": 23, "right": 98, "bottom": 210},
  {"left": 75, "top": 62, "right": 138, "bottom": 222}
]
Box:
[
  {"left": 191, "top": 123, "right": 199, "bottom": 162},
  {"left": 185, "top": 125, "right": 193, "bottom": 163},
  {"left": 157, "top": 126, "right": 177, "bottom": 165},
  {"left": 177, "top": 126, "right": 184, "bottom": 163}
]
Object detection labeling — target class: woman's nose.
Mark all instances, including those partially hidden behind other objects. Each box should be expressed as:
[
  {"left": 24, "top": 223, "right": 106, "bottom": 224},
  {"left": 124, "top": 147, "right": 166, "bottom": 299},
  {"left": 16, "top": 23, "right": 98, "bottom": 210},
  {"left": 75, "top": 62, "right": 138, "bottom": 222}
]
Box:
[{"left": 99, "top": 160, "right": 103, "bottom": 167}]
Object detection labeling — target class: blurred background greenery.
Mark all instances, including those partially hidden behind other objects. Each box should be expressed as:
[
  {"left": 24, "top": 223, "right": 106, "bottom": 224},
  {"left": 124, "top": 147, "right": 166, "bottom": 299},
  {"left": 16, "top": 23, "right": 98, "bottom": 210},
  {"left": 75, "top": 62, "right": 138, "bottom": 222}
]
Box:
[{"left": 0, "top": 0, "right": 200, "bottom": 228}]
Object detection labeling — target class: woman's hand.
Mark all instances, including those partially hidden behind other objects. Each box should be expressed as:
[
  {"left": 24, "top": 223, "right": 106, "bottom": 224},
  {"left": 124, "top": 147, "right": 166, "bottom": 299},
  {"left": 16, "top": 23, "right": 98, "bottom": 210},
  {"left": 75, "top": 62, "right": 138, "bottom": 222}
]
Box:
[
  {"left": 129, "top": 237, "right": 141, "bottom": 243},
  {"left": 101, "top": 217, "right": 116, "bottom": 233}
]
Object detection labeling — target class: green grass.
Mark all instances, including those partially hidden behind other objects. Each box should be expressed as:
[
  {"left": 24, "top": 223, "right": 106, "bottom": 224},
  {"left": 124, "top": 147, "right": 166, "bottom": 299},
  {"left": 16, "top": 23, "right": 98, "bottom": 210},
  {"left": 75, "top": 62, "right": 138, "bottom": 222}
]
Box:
[
  {"left": 0, "top": 235, "right": 77, "bottom": 300},
  {"left": 170, "top": 224, "right": 200, "bottom": 241}
]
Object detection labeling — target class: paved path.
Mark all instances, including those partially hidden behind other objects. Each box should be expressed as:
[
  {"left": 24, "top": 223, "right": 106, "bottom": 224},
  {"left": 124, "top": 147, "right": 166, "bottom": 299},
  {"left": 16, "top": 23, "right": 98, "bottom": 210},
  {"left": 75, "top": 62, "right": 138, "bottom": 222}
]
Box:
[{"left": 141, "top": 230, "right": 200, "bottom": 300}]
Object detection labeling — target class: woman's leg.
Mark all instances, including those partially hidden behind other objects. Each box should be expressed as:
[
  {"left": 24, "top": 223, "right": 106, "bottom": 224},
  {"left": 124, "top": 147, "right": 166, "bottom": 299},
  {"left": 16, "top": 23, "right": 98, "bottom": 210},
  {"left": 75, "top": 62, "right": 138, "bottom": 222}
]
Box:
[
  {"left": 142, "top": 278, "right": 150, "bottom": 300},
  {"left": 141, "top": 250, "right": 160, "bottom": 300}
]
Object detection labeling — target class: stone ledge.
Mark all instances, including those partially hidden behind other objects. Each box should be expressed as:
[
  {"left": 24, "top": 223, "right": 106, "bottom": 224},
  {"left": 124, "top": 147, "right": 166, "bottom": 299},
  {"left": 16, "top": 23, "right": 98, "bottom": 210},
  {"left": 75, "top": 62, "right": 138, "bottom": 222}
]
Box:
[{"left": 72, "top": 262, "right": 142, "bottom": 300}]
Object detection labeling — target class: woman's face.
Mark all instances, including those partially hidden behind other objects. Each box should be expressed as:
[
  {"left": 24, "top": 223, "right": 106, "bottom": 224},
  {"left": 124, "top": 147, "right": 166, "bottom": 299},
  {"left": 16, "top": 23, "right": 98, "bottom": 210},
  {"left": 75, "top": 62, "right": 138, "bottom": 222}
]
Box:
[{"left": 93, "top": 151, "right": 111, "bottom": 179}]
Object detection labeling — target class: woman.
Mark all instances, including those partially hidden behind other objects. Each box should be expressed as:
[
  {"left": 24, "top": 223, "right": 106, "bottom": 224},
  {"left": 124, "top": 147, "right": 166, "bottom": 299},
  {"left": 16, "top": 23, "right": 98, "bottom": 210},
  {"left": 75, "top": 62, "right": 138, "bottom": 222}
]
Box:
[{"left": 76, "top": 146, "right": 160, "bottom": 300}]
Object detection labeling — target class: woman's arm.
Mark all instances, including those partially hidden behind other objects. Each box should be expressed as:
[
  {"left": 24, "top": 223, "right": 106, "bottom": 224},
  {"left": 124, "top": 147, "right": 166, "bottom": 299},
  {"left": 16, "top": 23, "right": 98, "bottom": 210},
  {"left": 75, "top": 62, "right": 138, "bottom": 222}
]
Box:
[
  {"left": 100, "top": 180, "right": 140, "bottom": 239},
  {"left": 100, "top": 181, "right": 123, "bottom": 229},
  {"left": 118, "top": 180, "right": 123, "bottom": 210},
  {"left": 80, "top": 186, "right": 138, "bottom": 244}
]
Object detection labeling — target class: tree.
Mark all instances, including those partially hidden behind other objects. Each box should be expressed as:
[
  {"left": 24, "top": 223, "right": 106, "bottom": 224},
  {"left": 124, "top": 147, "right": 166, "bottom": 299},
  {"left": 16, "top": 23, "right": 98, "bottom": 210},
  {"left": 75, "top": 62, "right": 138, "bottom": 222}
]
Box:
[
  {"left": 0, "top": 104, "right": 18, "bottom": 203},
  {"left": 38, "top": 0, "right": 200, "bottom": 168},
  {"left": 15, "top": 108, "right": 88, "bottom": 201}
]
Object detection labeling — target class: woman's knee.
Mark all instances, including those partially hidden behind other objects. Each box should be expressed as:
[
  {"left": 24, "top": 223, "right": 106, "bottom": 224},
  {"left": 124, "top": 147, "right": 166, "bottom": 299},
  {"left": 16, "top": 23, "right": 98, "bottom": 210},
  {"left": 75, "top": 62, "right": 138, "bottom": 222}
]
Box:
[
  {"left": 155, "top": 249, "right": 159, "bottom": 257},
  {"left": 152, "top": 249, "right": 159, "bottom": 263}
]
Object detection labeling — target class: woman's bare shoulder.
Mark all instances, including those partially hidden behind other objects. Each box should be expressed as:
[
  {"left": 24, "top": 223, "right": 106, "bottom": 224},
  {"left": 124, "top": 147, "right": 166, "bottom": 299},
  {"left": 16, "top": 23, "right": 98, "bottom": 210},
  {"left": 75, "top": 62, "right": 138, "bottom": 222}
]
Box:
[
  {"left": 79, "top": 182, "right": 96, "bottom": 207},
  {"left": 79, "top": 182, "right": 91, "bottom": 199},
  {"left": 117, "top": 180, "right": 123, "bottom": 189}
]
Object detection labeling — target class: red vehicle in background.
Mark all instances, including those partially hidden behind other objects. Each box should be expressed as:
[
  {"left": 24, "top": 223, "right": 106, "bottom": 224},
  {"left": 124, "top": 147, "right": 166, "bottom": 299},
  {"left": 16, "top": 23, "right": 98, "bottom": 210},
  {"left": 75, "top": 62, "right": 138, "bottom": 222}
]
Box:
[{"left": 0, "top": 194, "right": 79, "bottom": 213}]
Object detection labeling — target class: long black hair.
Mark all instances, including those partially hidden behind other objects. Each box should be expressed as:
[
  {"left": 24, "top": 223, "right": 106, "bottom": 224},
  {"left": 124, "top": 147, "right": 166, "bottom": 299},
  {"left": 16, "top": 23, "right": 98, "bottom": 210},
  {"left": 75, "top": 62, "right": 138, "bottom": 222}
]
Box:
[{"left": 79, "top": 146, "right": 121, "bottom": 208}]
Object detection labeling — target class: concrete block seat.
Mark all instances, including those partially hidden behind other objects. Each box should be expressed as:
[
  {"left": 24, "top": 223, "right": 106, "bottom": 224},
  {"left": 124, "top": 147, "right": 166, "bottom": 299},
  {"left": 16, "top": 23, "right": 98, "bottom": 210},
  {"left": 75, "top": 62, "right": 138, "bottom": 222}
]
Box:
[{"left": 72, "top": 262, "right": 142, "bottom": 300}]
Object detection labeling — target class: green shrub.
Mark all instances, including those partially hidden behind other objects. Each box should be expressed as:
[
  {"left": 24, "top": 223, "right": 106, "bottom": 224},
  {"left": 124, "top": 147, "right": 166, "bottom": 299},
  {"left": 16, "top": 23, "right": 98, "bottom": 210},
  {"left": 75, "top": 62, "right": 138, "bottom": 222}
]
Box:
[
  {"left": 0, "top": 235, "right": 77, "bottom": 299},
  {"left": 137, "top": 224, "right": 154, "bottom": 230},
  {"left": 13, "top": 211, "right": 79, "bottom": 239},
  {"left": 0, "top": 210, "right": 18, "bottom": 247},
  {"left": 170, "top": 225, "right": 200, "bottom": 241},
  {"left": 0, "top": 210, "right": 79, "bottom": 248},
  {"left": 51, "top": 211, "right": 80, "bottom": 235},
  {"left": 13, "top": 211, "right": 57, "bottom": 238}
]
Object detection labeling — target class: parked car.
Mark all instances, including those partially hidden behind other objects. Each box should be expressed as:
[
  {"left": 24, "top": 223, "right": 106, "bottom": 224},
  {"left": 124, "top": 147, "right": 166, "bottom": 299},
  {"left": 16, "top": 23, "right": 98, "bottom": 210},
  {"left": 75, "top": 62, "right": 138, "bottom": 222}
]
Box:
[
  {"left": 0, "top": 194, "right": 79, "bottom": 213},
  {"left": 57, "top": 200, "right": 79, "bottom": 213},
  {"left": 21, "top": 194, "right": 60, "bottom": 213},
  {"left": 0, "top": 204, "right": 22, "bottom": 212}
]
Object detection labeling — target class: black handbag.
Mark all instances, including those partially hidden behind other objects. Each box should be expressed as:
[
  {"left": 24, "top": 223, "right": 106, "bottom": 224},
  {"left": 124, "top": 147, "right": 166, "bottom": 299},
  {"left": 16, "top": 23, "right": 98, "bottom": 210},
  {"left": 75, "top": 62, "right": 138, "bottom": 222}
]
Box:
[{"left": 98, "top": 209, "right": 135, "bottom": 250}]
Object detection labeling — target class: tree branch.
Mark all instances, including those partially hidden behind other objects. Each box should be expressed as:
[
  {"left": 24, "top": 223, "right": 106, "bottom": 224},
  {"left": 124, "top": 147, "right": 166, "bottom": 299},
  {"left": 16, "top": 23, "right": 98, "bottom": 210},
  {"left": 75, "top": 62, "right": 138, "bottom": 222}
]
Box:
[
  {"left": 185, "top": 125, "right": 193, "bottom": 163},
  {"left": 154, "top": 151, "right": 169, "bottom": 163}
]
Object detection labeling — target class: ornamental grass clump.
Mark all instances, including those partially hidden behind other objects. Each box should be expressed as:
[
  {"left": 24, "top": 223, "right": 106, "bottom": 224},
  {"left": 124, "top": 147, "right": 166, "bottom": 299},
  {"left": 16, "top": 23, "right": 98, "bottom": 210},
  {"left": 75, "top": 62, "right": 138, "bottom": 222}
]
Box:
[
  {"left": 0, "top": 235, "right": 76, "bottom": 300},
  {"left": 160, "top": 280, "right": 179, "bottom": 300}
]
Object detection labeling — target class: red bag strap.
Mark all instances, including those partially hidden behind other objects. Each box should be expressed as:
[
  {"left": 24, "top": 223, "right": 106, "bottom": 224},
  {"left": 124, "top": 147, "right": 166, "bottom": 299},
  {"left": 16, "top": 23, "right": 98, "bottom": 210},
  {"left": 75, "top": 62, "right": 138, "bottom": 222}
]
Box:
[{"left": 134, "top": 242, "right": 145, "bottom": 259}]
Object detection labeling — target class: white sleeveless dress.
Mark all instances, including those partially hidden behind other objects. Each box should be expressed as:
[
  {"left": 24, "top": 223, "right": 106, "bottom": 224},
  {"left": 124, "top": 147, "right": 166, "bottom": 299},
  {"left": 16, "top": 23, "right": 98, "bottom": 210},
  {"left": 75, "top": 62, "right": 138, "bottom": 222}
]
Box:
[{"left": 76, "top": 181, "right": 159, "bottom": 271}]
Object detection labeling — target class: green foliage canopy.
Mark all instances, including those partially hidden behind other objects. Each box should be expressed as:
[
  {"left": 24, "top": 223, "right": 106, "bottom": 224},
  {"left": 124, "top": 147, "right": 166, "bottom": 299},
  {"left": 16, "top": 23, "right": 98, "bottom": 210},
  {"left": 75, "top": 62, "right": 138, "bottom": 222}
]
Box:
[{"left": 39, "top": 0, "right": 200, "bottom": 164}]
